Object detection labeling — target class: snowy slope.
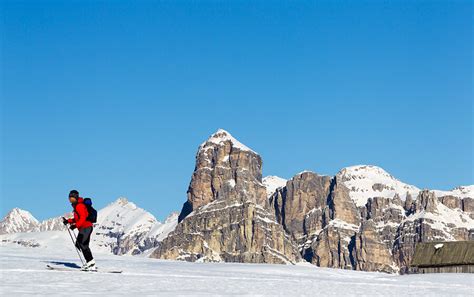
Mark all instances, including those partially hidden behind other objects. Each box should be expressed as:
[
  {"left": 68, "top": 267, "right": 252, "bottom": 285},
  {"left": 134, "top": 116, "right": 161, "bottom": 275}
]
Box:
[
  {"left": 0, "top": 229, "right": 123, "bottom": 255},
  {"left": 337, "top": 165, "right": 421, "bottom": 207},
  {"left": 403, "top": 202, "right": 474, "bottom": 241},
  {"left": 433, "top": 185, "right": 474, "bottom": 198},
  {"left": 0, "top": 208, "right": 39, "bottom": 234},
  {"left": 0, "top": 230, "right": 70, "bottom": 249},
  {"left": 1, "top": 245, "right": 473, "bottom": 296},
  {"left": 262, "top": 176, "right": 287, "bottom": 198}
]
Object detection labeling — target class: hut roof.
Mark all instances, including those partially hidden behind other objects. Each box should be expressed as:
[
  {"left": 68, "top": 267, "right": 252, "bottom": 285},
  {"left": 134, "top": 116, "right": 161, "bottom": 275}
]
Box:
[{"left": 411, "top": 241, "right": 474, "bottom": 267}]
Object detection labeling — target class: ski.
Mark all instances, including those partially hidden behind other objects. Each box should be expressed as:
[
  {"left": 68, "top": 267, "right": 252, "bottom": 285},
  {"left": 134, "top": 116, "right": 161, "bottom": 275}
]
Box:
[{"left": 46, "top": 264, "right": 122, "bottom": 274}]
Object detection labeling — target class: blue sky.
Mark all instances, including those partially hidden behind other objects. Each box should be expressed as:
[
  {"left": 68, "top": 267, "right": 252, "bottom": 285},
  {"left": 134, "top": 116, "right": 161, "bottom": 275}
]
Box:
[{"left": 1, "top": 1, "right": 472, "bottom": 221}]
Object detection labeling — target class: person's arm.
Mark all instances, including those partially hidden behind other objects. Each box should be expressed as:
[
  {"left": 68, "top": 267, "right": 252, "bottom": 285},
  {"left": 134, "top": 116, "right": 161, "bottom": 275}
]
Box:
[{"left": 75, "top": 204, "right": 88, "bottom": 228}]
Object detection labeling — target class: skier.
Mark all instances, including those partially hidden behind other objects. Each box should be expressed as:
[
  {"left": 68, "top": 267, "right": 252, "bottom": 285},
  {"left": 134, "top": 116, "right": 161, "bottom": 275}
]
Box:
[{"left": 62, "top": 190, "right": 96, "bottom": 271}]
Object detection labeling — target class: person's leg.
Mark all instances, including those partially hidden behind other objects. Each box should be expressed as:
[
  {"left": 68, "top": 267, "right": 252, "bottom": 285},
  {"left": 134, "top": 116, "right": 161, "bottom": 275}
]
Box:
[
  {"left": 75, "top": 233, "right": 83, "bottom": 251},
  {"left": 78, "top": 227, "right": 94, "bottom": 263}
]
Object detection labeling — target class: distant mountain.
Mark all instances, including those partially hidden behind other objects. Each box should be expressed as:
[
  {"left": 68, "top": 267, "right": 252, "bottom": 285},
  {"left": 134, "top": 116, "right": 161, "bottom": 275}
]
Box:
[
  {"left": 35, "top": 216, "right": 68, "bottom": 232},
  {"left": 94, "top": 197, "right": 178, "bottom": 255},
  {"left": 0, "top": 198, "right": 178, "bottom": 256},
  {"left": 0, "top": 208, "right": 39, "bottom": 234}
]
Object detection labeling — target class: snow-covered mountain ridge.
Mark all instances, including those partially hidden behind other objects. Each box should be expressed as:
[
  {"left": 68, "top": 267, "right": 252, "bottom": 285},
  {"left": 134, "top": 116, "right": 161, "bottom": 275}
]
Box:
[
  {"left": 0, "top": 198, "right": 178, "bottom": 256},
  {"left": 0, "top": 208, "right": 39, "bottom": 234},
  {"left": 264, "top": 164, "right": 472, "bottom": 208}
]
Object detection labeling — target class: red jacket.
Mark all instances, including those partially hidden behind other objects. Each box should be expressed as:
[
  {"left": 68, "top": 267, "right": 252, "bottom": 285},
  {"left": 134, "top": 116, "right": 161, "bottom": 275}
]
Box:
[{"left": 68, "top": 197, "right": 93, "bottom": 230}]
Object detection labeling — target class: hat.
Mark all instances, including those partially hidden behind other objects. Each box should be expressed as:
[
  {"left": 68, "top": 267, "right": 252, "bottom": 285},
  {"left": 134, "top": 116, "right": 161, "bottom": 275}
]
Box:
[{"left": 69, "top": 190, "right": 79, "bottom": 199}]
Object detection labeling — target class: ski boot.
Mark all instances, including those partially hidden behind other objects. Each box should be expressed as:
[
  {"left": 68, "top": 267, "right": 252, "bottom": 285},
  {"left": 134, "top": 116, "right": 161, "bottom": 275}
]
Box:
[{"left": 81, "top": 259, "right": 97, "bottom": 271}]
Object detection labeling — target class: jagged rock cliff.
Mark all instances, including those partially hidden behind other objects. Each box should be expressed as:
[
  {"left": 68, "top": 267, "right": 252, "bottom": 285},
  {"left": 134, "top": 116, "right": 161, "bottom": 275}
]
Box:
[
  {"left": 151, "top": 129, "right": 301, "bottom": 264},
  {"left": 270, "top": 172, "right": 332, "bottom": 244},
  {"left": 271, "top": 166, "right": 473, "bottom": 273},
  {"left": 152, "top": 130, "right": 473, "bottom": 273}
]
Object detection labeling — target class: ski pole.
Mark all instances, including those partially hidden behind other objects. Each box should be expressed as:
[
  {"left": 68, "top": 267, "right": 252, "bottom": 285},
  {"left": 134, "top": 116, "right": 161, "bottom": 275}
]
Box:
[
  {"left": 67, "top": 227, "right": 85, "bottom": 265},
  {"left": 70, "top": 228, "right": 84, "bottom": 256},
  {"left": 64, "top": 219, "right": 85, "bottom": 266}
]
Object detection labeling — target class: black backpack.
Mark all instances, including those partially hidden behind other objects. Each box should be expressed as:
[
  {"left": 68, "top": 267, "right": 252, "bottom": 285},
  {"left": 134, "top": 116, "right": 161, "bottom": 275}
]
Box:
[{"left": 83, "top": 198, "right": 98, "bottom": 223}]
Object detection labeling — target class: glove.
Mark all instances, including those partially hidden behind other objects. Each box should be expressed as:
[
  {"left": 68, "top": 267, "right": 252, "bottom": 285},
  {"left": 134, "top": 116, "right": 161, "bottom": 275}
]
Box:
[
  {"left": 69, "top": 224, "right": 77, "bottom": 230},
  {"left": 62, "top": 217, "right": 68, "bottom": 225}
]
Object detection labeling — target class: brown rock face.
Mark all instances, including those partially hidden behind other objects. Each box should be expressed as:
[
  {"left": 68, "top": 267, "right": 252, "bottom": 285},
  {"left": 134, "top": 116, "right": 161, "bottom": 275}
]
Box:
[
  {"left": 438, "top": 195, "right": 462, "bottom": 209},
  {"left": 178, "top": 129, "right": 266, "bottom": 222},
  {"left": 413, "top": 190, "right": 438, "bottom": 213},
  {"left": 154, "top": 200, "right": 300, "bottom": 263},
  {"left": 306, "top": 225, "right": 355, "bottom": 269},
  {"left": 327, "top": 177, "right": 361, "bottom": 226},
  {"left": 152, "top": 129, "right": 301, "bottom": 264},
  {"left": 269, "top": 172, "right": 332, "bottom": 244},
  {"left": 462, "top": 198, "right": 474, "bottom": 219},
  {"left": 273, "top": 173, "right": 363, "bottom": 270},
  {"left": 273, "top": 176, "right": 473, "bottom": 274},
  {"left": 300, "top": 177, "right": 363, "bottom": 270},
  {"left": 352, "top": 221, "right": 396, "bottom": 273},
  {"left": 403, "top": 193, "right": 414, "bottom": 214},
  {"left": 363, "top": 196, "right": 405, "bottom": 249},
  {"left": 270, "top": 171, "right": 405, "bottom": 273}
]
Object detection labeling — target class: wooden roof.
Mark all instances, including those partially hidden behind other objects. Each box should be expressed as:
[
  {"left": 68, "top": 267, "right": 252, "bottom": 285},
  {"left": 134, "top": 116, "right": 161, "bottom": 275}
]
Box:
[{"left": 411, "top": 241, "right": 474, "bottom": 267}]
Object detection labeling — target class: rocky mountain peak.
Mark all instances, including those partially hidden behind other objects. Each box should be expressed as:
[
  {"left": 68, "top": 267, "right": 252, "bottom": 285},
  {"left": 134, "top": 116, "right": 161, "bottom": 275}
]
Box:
[
  {"left": 0, "top": 208, "right": 39, "bottom": 234},
  {"left": 178, "top": 129, "right": 265, "bottom": 222},
  {"left": 154, "top": 130, "right": 301, "bottom": 264},
  {"left": 336, "top": 164, "right": 420, "bottom": 207},
  {"left": 9, "top": 208, "right": 38, "bottom": 220},
  {"left": 198, "top": 128, "right": 257, "bottom": 154},
  {"left": 262, "top": 176, "right": 287, "bottom": 198},
  {"left": 413, "top": 190, "right": 439, "bottom": 213},
  {"left": 114, "top": 197, "right": 131, "bottom": 206},
  {"left": 106, "top": 197, "right": 138, "bottom": 211}
]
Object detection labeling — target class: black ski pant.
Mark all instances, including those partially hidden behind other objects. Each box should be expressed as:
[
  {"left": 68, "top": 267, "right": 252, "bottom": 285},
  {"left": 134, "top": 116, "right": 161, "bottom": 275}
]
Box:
[{"left": 75, "top": 226, "right": 94, "bottom": 263}]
